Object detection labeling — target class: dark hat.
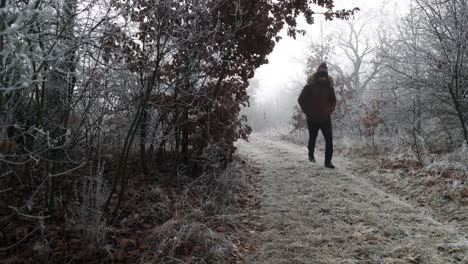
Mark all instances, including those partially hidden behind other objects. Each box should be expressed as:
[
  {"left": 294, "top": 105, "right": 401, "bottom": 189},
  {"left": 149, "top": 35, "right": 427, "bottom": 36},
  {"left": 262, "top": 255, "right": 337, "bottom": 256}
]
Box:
[{"left": 317, "top": 62, "right": 328, "bottom": 73}]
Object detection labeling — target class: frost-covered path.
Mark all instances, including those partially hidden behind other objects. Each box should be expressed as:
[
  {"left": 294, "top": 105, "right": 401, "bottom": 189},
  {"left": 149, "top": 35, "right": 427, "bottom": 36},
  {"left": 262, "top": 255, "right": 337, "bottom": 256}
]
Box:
[{"left": 237, "top": 135, "right": 467, "bottom": 264}]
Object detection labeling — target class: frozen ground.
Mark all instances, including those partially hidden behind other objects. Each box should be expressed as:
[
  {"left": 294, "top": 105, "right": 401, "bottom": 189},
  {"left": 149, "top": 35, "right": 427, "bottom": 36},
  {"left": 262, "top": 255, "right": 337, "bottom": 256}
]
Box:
[{"left": 237, "top": 135, "right": 468, "bottom": 264}]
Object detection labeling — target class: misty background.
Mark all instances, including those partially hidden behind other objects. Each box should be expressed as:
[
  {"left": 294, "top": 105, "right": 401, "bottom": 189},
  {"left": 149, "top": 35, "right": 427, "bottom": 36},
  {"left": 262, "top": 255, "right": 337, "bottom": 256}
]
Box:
[
  {"left": 245, "top": 0, "right": 468, "bottom": 161},
  {"left": 245, "top": 0, "right": 408, "bottom": 132}
]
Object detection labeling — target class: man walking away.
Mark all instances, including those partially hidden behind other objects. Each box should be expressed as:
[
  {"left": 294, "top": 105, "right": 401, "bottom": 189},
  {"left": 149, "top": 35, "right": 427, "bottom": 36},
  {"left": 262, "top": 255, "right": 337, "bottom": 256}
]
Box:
[{"left": 298, "top": 63, "right": 337, "bottom": 169}]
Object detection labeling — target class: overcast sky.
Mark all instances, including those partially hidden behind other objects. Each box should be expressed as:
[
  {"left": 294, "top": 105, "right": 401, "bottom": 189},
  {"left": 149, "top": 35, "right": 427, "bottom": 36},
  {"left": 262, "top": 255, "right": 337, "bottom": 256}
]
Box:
[{"left": 253, "top": 0, "right": 411, "bottom": 103}]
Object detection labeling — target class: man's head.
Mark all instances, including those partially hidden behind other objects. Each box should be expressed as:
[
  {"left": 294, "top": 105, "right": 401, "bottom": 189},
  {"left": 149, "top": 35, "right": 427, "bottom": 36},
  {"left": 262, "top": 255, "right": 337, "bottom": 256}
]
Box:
[
  {"left": 316, "top": 62, "right": 328, "bottom": 78},
  {"left": 306, "top": 62, "right": 332, "bottom": 85}
]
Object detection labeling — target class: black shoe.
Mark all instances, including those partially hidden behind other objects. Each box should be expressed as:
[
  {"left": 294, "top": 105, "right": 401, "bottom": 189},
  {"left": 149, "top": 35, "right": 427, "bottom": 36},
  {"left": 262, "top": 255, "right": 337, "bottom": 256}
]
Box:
[
  {"left": 309, "top": 156, "right": 315, "bottom": 162},
  {"left": 325, "top": 163, "right": 335, "bottom": 169}
]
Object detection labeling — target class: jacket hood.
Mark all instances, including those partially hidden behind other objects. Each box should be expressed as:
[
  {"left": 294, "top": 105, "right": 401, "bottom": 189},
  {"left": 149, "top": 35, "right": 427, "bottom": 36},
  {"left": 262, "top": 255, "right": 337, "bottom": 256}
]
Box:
[{"left": 307, "top": 73, "right": 335, "bottom": 87}]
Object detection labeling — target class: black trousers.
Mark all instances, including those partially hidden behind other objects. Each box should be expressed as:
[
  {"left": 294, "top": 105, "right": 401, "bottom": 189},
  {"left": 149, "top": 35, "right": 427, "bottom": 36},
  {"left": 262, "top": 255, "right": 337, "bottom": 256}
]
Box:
[{"left": 307, "top": 119, "right": 333, "bottom": 163}]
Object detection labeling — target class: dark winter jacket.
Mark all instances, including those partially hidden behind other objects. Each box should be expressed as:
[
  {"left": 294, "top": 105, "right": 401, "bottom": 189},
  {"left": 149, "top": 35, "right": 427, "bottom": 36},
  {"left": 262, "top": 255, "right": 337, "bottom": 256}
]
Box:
[{"left": 298, "top": 73, "right": 337, "bottom": 123}]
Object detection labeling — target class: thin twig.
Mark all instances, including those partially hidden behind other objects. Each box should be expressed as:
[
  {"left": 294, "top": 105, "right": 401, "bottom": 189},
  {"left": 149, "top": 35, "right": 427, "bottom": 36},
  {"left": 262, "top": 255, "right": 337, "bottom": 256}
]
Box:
[
  {"left": 0, "top": 188, "right": 12, "bottom": 194},
  {"left": 49, "top": 162, "right": 86, "bottom": 178},
  {"left": 0, "top": 170, "right": 12, "bottom": 178},
  {"left": 8, "top": 206, "right": 51, "bottom": 220}
]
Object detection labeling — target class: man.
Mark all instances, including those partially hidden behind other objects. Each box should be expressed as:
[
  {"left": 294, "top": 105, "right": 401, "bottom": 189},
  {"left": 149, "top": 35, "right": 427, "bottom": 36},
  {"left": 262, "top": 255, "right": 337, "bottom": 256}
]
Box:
[{"left": 298, "top": 62, "right": 337, "bottom": 169}]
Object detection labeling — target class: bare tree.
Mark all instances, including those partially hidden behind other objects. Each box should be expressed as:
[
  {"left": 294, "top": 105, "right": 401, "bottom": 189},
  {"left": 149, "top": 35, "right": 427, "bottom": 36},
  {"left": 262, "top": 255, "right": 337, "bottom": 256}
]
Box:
[
  {"left": 378, "top": 0, "right": 468, "bottom": 150},
  {"left": 332, "top": 17, "right": 384, "bottom": 139}
]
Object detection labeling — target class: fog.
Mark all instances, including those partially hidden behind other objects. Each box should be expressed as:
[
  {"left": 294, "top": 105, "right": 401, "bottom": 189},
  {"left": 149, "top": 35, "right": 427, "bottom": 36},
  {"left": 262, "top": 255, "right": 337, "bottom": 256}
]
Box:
[{"left": 246, "top": 0, "right": 412, "bottom": 132}]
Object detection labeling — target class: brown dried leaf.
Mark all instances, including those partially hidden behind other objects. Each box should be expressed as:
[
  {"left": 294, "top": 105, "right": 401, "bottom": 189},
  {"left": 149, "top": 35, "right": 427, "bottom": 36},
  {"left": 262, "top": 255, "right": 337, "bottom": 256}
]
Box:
[
  {"left": 118, "top": 238, "right": 136, "bottom": 250},
  {"left": 460, "top": 187, "right": 468, "bottom": 198}
]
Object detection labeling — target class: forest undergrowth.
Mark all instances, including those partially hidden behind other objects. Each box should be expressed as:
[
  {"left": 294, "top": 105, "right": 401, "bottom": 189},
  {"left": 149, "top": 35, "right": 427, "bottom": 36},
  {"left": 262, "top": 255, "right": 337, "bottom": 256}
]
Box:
[{"left": 0, "top": 154, "right": 261, "bottom": 264}]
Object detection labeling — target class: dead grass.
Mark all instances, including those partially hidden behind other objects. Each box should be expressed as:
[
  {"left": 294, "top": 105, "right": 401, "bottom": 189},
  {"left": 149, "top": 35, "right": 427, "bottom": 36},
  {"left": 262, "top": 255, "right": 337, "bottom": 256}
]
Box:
[
  {"left": 238, "top": 135, "right": 468, "bottom": 264},
  {"left": 145, "top": 158, "right": 258, "bottom": 263},
  {"left": 0, "top": 154, "right": 259, "bottom": 263},
  {"left": 346, "top": 150, "right": 468, "bottom": 248},
  {"left": 148, "top": 219, "right": 234, "bottom": 264}
]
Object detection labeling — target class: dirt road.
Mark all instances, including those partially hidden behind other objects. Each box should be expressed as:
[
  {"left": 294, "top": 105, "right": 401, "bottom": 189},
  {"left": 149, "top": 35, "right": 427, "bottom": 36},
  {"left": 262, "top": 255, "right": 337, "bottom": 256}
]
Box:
[{"left": 237, "top": 135, "right": 468, "bottom": 264}]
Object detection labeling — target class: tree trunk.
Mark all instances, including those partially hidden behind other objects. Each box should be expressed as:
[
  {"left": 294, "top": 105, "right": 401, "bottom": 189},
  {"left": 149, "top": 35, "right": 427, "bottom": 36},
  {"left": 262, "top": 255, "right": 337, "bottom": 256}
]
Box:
[
  {"left": 140, "top": 106, "right": 149, "bottom": 175},
  {"left": 46, "top": 0, "right": 78, "bottom": 214}
]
